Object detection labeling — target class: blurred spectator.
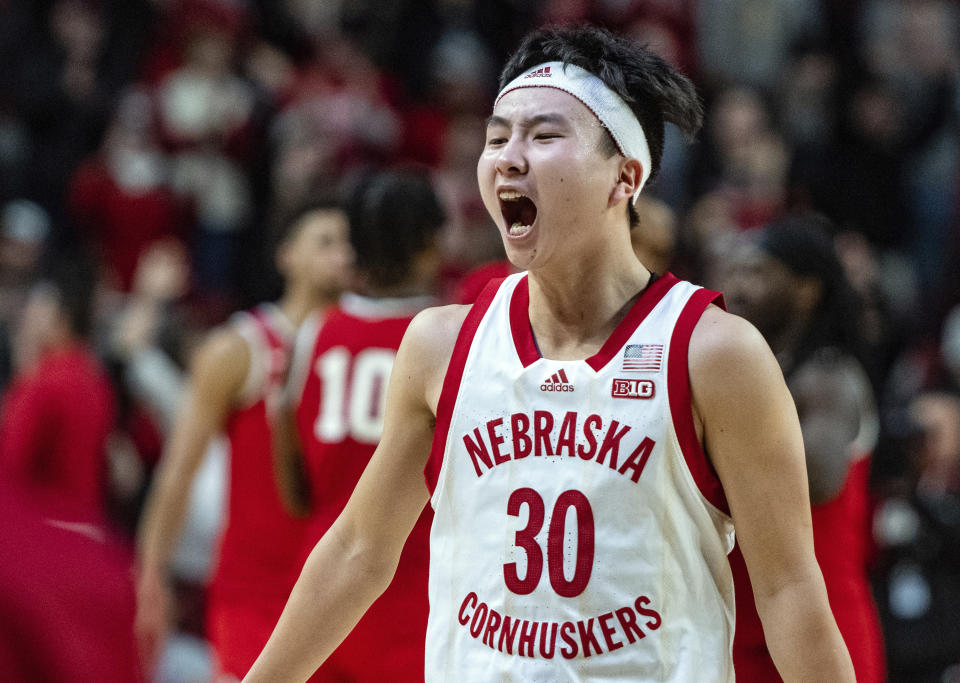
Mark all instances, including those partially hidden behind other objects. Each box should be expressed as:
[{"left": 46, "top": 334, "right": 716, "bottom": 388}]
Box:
[
  {"left": 68, "top": 88, "right": 189, "bottom": 292},
  {"left": 268, "top": 33, "right": 402, "bottom": 219},
  {"left": 697, "top": 0, "right": 823, "bottom": 92},
  {"left": 717, "top": 215, "right": 886, "bottom": 683},
  {"left": 109, "top": 238, "right": 194, "bottom": 431},
  {"left": 831, "top": 1, "right": 960, "bottom": 309},
  {"left": 4, "top": 0, "right": 151, "bottom": 238},
  {"left": 433, "top": 113, "right": 501, "bottom": 289},
  {"left": 102, "top": 237, "right": 201, "bottom": 539},
  {"left": 872, "top": 391, "right": 960, "bottom": 682},
  {"left": 777, "top": 40, "right": 841, "bottom": 210},
  {"left": 156, "top": 22, "right": 254, "bottom": 154},
  {"left": 0, "top": 252, "right": 116, "bottom": 525},
  {"left": 833, "top": 229, "right": 913, "bottom": 393},
  {"left": 692, "top": 86, "right": 791, "bottom": 229},
  {"left": 155, "top": 19, "right": 257, "bottom": 302},
  {"left": 0, "top": 199, "right": 50, "bottom": 391},
  {"left": 0, "top": 482, "right": 142, "bottom": 682}
]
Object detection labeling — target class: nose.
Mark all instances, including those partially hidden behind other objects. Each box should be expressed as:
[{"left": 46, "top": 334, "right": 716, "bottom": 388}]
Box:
[{"left": 494, "top": 136, "right": 527, "bottom": 176}]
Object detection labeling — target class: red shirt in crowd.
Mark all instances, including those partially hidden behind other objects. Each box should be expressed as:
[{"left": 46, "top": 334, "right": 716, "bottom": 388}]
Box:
[
  {"left": 0, "top": 485, "right": 142, "bottom": 682},
  {"left": 0, "top": 345, "right": 115, "bottom": 523}
]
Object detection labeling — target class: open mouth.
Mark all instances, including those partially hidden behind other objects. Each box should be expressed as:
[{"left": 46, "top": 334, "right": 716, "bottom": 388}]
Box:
[{"left": 499, "top": 190, "right": 538, "bottom": 236}]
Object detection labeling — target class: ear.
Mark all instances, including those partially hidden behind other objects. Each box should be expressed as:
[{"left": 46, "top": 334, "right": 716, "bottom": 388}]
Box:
[{"left": 609, "top": 157, "right": 644, "bottom": 208}]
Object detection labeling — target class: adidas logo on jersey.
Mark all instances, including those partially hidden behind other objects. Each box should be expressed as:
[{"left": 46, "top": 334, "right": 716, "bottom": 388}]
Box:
[{"left": 541, "top": 368, "right": 574, "bottom": 392}]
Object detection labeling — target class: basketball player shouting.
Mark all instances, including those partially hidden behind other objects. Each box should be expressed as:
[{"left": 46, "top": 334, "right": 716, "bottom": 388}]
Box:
[{"left": 245, "top": 26, "right": 854, "bottom": 682}]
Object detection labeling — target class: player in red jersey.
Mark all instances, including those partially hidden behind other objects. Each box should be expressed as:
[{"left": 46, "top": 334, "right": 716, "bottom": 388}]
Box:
[
  {"left": 135, "top": 199, "right": 354, "bottom": 681},
  {"left": 271, "top": 169, "right": 444, "bottom": 681},
  {"left": 720, "top": 214, "right": 886, "bottom": 683}
]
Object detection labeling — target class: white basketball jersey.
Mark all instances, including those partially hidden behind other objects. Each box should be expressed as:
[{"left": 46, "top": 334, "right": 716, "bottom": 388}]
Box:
[{"left": 424, "top": 272, "right": 736, "bottom": 682}]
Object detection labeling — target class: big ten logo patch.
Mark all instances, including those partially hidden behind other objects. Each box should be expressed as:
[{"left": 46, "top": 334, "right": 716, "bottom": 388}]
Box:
[{"left": 611, "top": 378, "right": 655, "bottom": 399}]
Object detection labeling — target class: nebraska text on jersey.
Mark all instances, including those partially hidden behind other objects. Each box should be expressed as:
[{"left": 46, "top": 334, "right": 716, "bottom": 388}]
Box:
[
  {"left": 461, "top": 410, "right": 656, "bottom": 483},
  {"left": 425, "top": 273, "right": 736, "bottom": 682}
]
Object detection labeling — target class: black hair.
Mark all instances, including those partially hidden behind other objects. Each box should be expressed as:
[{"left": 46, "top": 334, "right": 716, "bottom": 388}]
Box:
[
  {"left": 272, "top": 195, "right": 346, "bottom": 251},
  {"left": 499, "top": 25, "right": 703, "bottom": 226},
  {"left": 756, "top": 213, "right": 868, "bottom": 376},
  {"left": 347, "top": 167, "right": 445, "bottom": 289}
]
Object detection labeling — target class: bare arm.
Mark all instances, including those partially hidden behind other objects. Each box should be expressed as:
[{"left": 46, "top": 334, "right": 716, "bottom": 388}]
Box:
[
  {"left": 244, "top": 305, "right": 467, "bottom": 683},
  {"left": 690, "top": 307, "right": 854, "bottom": 682},
  {"left": 790, "top": 353, "right": 871, "bottom": 504},
  {"left": 134, "top": 328, "right": 249, "bottom": 664}
]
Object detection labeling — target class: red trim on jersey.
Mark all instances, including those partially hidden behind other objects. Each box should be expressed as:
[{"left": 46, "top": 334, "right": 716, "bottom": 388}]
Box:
[
  {"left": 509, "top": 272, "right": 680, "bottom": 369},
  {"left": 667, "top": 287, "right": 730, "bottom": 514},
  {"left": 586, "top": 272, "right": 678, "bottom": 371},
  {"left": 425, "top": 278, "right": 504, "bottom": 495},
  {"left": 509, "top": 276, "right": 540, "bottom": 367},
  {"left": 251, "top": 307, "right": 286, "bottom": 350}
]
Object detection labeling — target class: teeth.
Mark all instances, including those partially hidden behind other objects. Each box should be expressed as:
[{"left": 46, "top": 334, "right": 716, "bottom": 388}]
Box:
[
  {"left": 499, "top": 190, "right": 526, "bottom": 200},
  {"left": 509, "top": 222, "right": 531, "bottom": 235}
]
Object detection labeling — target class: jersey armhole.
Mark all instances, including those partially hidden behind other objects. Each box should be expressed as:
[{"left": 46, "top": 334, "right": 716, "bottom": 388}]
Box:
[
  {"left": 232, "top": 312, "right": 267, "bottom": 408},
  {"left": 283, "top": 312, "right": 322, "bottom": 408},
  {"left": 667, "top": 288, "right": 730, "bottom": 515},
  {"left": 424, "top": 278, "right": 504, "bottom": 495}
]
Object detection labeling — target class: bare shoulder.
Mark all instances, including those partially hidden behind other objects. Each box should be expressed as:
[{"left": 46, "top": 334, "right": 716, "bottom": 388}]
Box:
[
  {"left": 687, "top": 304, "right": 789, "bottom": 433},
  {"left": 187, "top": 323, "right": 251, "bottom": 399},
  {"left": 688, "top": 304, "right": 776, "bottom": 382},
  {"left": 396, "top": 304, "right": 472, "bottom": 411},
  {"left": 399, "top": 304, "right": 471, "bottom": 369}
]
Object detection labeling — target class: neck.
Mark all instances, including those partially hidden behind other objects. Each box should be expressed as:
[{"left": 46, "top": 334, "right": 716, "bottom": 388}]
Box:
[
  {"left": 361, "top": 276, "right": 435, "bottom": 300},
  {"left": 276, "top": 284, "right": 339, "bottom": 327},
  {"left": 526, "top": 229, "right": 650, "bottom": 360}
]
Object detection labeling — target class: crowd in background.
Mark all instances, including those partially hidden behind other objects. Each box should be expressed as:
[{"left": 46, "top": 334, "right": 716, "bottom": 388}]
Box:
[{"left": 0, "top": 0, "right": 957, "bottom": 681}]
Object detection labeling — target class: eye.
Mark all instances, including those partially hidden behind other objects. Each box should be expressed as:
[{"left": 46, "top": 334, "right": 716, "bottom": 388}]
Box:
[
  {"left": 487, "top": 137, "right": 507, "bottom": 146},
  {"left": 534, "top": 133, "right": 561, "bottom": 141}
]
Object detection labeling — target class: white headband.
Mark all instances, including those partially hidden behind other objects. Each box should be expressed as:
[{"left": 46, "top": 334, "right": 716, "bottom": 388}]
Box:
[{"left": 496, "top": 61, "right": 652, "bottom": 203}]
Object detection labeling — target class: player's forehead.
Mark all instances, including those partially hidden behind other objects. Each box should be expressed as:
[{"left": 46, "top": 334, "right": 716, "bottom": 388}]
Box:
[
  {"left": 296, "top": 208, "right": 348, "bottom": 239},
  {"left": 488, "top": 87, "right": 599, "bottom": 129}
]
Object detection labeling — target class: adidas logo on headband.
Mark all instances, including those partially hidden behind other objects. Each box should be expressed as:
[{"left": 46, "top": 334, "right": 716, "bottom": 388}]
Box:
[{"left": 524, "top": 66, "right": 552, "bottom": 78}]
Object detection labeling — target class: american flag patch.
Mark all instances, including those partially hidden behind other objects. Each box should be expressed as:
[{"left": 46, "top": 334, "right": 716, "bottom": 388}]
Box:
[{"left": 622, "top": 344, "right": 663, "bottom": 372}]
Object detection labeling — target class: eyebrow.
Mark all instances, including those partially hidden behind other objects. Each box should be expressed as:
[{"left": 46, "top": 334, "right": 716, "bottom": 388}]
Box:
[{"left": 485, "top": 112, "right": 569, "bottom": 129}]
